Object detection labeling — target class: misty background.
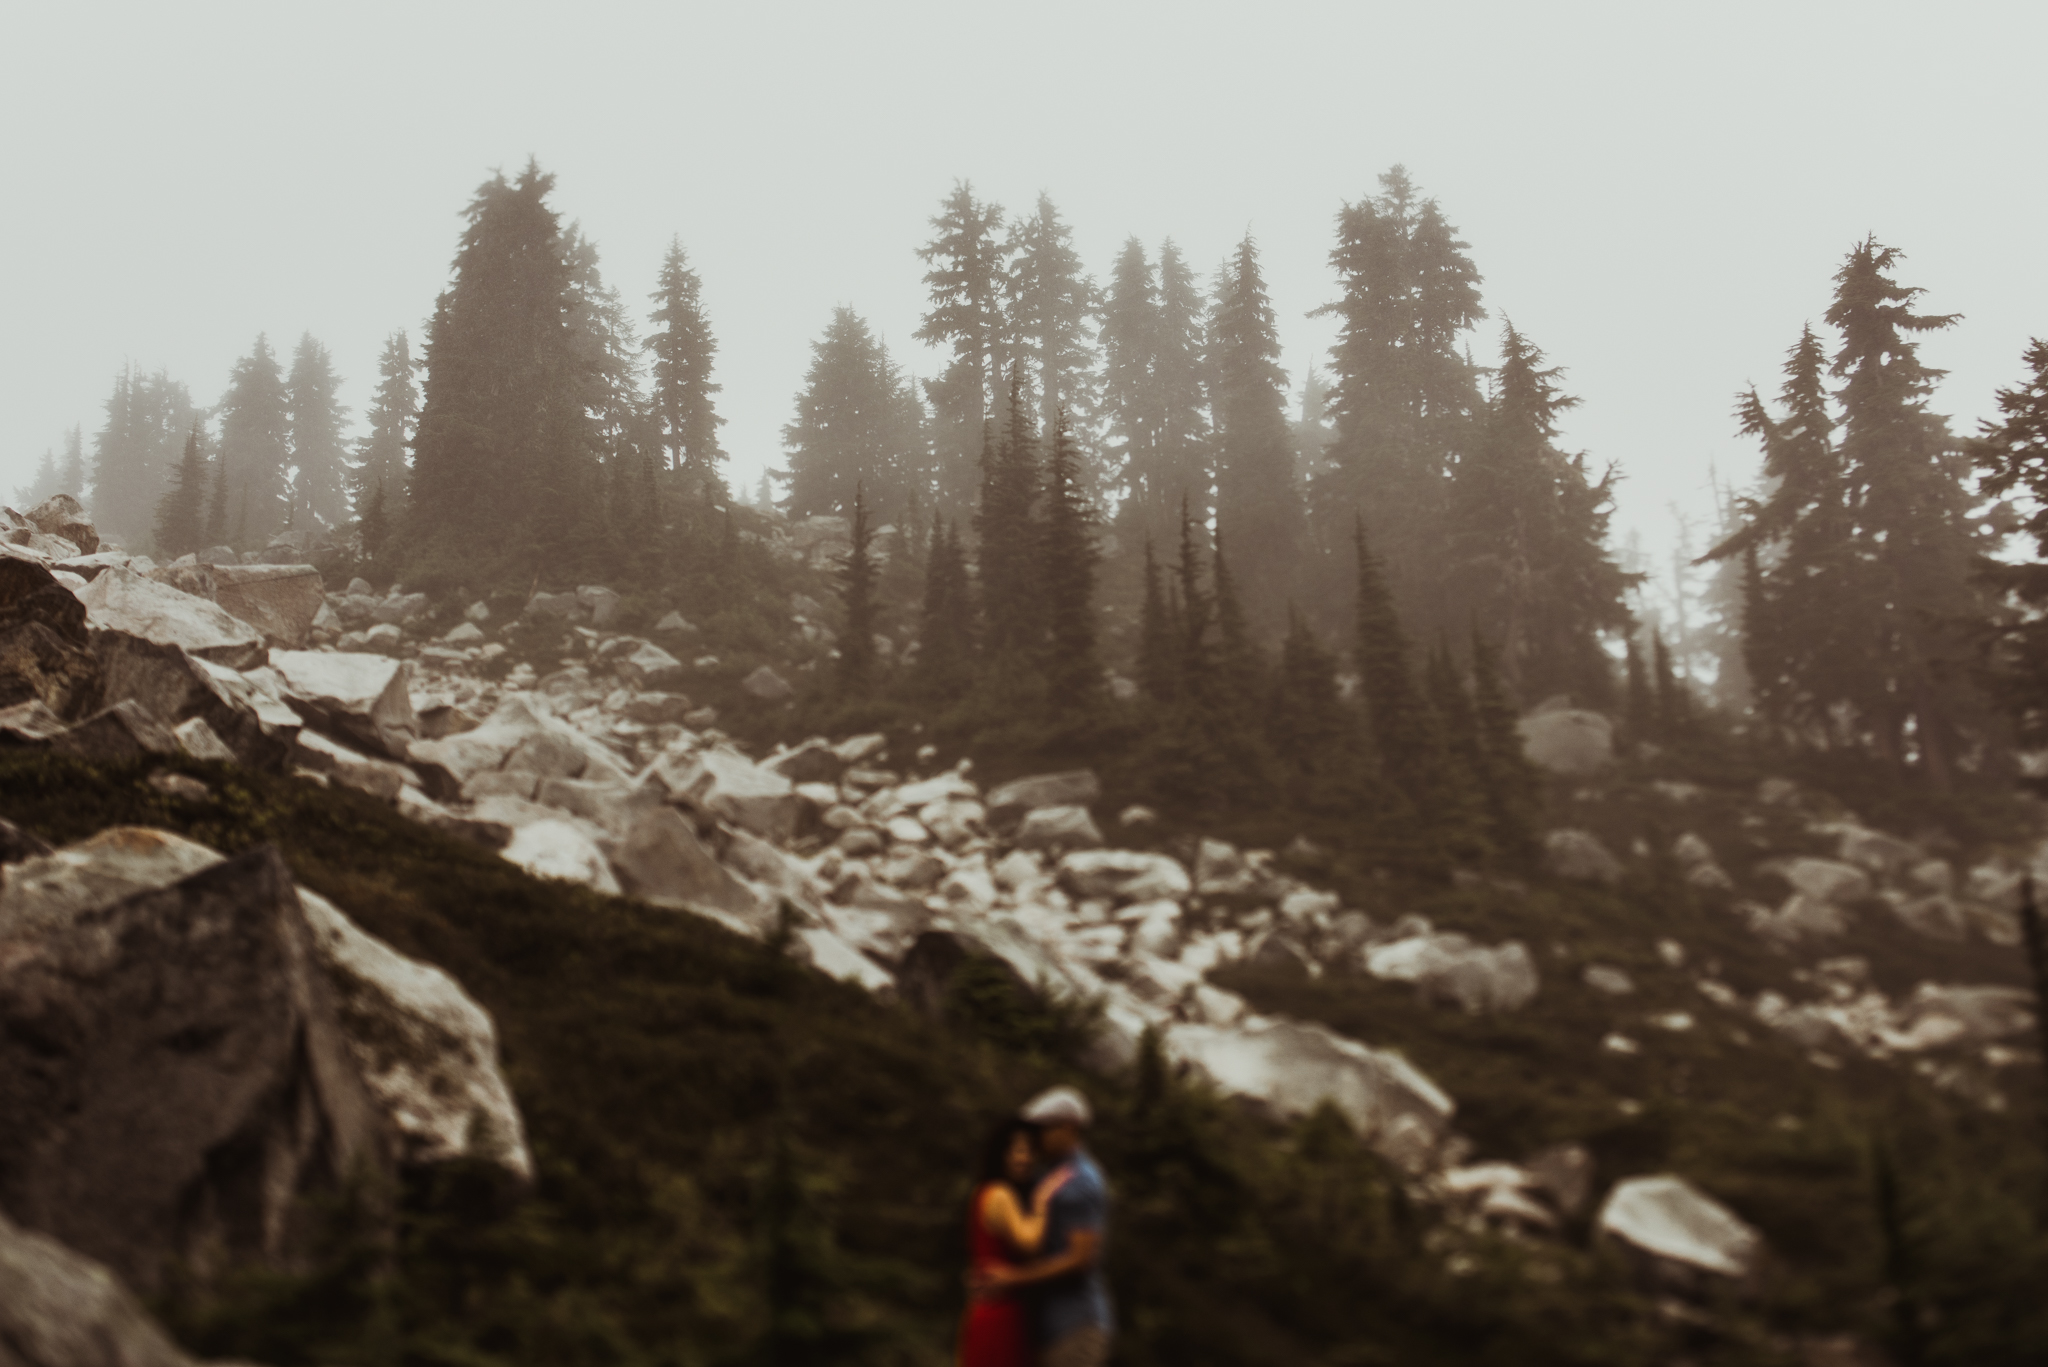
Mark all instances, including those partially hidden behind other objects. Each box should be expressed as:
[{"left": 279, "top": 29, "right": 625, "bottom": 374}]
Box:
[{"left": 4, "top": 1, "right": 2043, "bottom": 554}]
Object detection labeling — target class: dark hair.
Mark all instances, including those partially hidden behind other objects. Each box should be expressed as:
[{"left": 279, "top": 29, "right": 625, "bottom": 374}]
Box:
[{"left": 975, "top": 1118, "right": 1037, "bottom": 1187}]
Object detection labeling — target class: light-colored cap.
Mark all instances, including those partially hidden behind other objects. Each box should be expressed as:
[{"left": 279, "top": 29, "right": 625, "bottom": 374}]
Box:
[{"left": 1020, "top": 1085, "right": 1092, "bottom": 1128}]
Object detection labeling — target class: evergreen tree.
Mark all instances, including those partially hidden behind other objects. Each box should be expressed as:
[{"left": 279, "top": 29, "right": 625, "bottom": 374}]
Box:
[
  {"left": 1137, "top": 539, "right": 1180, "bottom": 704},
  {"left": 1100, "top": 237, "right": 1162, "bottom": 526},
  {"left": 1270, "top": 607, "right": 1359, "bottom": 811},
  {"left": 1293, "top": 367, "right": 1335, "bottom": 484},
  {"left": 1354, "top": 519, "right": 1437, "bottom": 806},
  {"left": 1624, "top": 632, "right": 1655, "bottom": 740},
  {"left": 359, "top": 480, "right": 391, "bottom": 562},
  {"left": 285, "top": 333, "right": 350, "bottom": 530},
  {"left": 217, "top": 336, "right": 292, "bottom": 546},
  {"left": 1653, "top": 631, "right": 1689, "bottom": 737},
  {"left": 1175, "top": 499, "right": 1217, "bottom": 698},
  {"left": 1137, "top": 240, "right": 1212, "bottom": 544},
  {"left": 975, "top": 371, "right": 1043, "bottom": 660},
  {"left": 565, "top": 225, "right": 648, "bottom": 504},
  {"left": 1314, "top": 167, "right": 1485, "bottom": 633},
  {"left": 18, "top": 449, "right": 58, "bottom": 507},
  {"left": 57, "top": 426, "right": 87, "bottom": 499},
  {"left": 1973, "top": 338, "right": 2048, "bottom": 765},
  {"left": 1211, "top": 535, "right": 1264, "bottom": 719},
  {"left": 1425, "top": 640, "right": 1494, "bottom": 862},
  {"left": 647, "top": 237, "right": 726, "bottom": 499},
  {"left": 837, "top": 485, "right": 879, "bottom": 696},
  {"left": 204, "top": 446, "right": 229, "bottom": 547},
  {"left": 152, "top": 418, "right": 208, "bottom": 557},
  {"left": 1005, "top": 194, "right": 1097, "bottom": 462},
  {"left": 92, "top": 365, "right": 197, "bottom": 546},
  {"left": 1210, "top": 233, "right": 1305, "bottom": 631},
  {"left": 915, "top": 515, "right": 975, "bottom": 699},
  {"left": 352, "top": 331, "right": 417, "bottom": 520},
  {"left": 1447, "top": 323, "right": 1632, "bottom": 705},
  {"left": 1470, "top": 630, "right": 1541, "bottom": 862},
  {"left": 1039, "top": 408, "right": 1100, "bottom": 709},
  {"left": 407, "top": 161, "right": 603, "bottom": 580},
  {"left": 783, "top": 308, "right": 913, "bottom": 518},
  {"left": 915, "top": 182, "right": 1009, "bottom": 515}
]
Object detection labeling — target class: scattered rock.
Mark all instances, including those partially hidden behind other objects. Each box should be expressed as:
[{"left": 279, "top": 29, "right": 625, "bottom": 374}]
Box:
[
  {"left": 0, "top": 558, "right": 103, "bottom": 719},
  {"left": 269, "top": 649, "right": 419, "bottom": 758},
  {"left": 616, "top": 641, "right": 685, "bottom": 689},
  {"left": 210, "top": 563, "right": 325, "bottom": 647},
  {"left": 1015, "top": 803, "right": 1103, "bottom": 852},
  {"left": 49, "top": 700, "right": 179, "bottom": 760},
  {"left": 1056, "top": 848, "right": 1192, "bottom": 903},
  {"left": 655, "top": 747, "right": 799, "bottom": 844},
  {"left": 1544, "top": 829, "right": 1623, "bottom": 884},
  {"left": 0, "top": 1205, "right": 210, "bottom": 1367},
  {"left": 1364, "top": 934, "right": 1541, "bottom": 1013},
  {"left": 741, "top": 664, "right": 793, "bottom": 700},
  {"left": 502, "top": 819, "right": 621, "bottom": 895},
  {"left": 1597, "top": 1175, "right": 1762, "bottom": 1281},
  {"left": 76, "top": 566, "right": 265, "bottom": 668},
  {"left": 1518, "top": 708, "right": 1613, "bottom": 775},
  {"left": 985, "top": 769, "right": 1100, "bottom": 828},
  {"left": 23, "top": 494, "right": 99, "bottom": 555},
  {"left": 1583, "top": 964, "right": 1636, "bottom": 995},
  {"left": 611, "top": 806, "right": 766, "bottom": 933}
]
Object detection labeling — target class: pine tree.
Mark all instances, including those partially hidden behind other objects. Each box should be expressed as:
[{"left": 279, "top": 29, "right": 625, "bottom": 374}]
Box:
[
  {"left": 152, "top": 418, "right": 208, "bottom": 557},
  {"left": 1039, "top": 408, "right": 1100, "bottom": 709},
  {"left": 975, "top": 370, "right": 1043, "bottom": 660},
  {"left": 57, "top": 426, "right": 88, "bottom": 500},
  {"left": 1270, "top": 607, "right": 1359, "bottom": 812},
  {"left": 837, "top": 485, "right": 879, "bottom": 695},
  {"left": 915, "top": 515, "right": 975, "bottom": 699},
  {"left": 285, "top": 333, "right": 350, "bottom": 530},
  {"left": 1425, "top": 640, "right": 1494, "bottom": 862},
  {"left": 352, "top": 331, "right": 417, "bottom": 520},
  {"left": 217, "top": 336, "right": 292, "bottom": 546},
  {"left": 1175, "top": 499, "right": 1217, "bottom": 699},
  {"left": 1973, "top": 337, "right": 2048, "bottom": 764},
  {"left": 1653, "top": 631, "right": 1689, "bottom": 738},
  {"left": 647, "top": 238, "right": 726, "bottom": 499},
  {"left": 1624, "top": 632, "right": 1656, "bottom": 740},
  {"left": 1447, "top": 322, "right": 1632, "bottom": 705},
  {"left": 1151, "top": 241, "right": 1211, "bottom": 536},
  {"left": 1210, "top": 233, "right": 1305, "bottom": 632},
  {"left": 407, "top": 161, "right": 603, "bottom": 580},
  {"left": 783, "top": 308, "right": 912, "bottom": 518},
  {"left": 1293, "top": 368, "right": 1334, "bottom": 484},
  {"left": 1314, "top": 167, "right": 1485, "bottom": 634},
  {"left": 1211, "top": 535, "right": 1264, "bottom": 719},
  {"left": 359, "top": 480, "right": 391, "bottom": 562},
  {"left": 204, "top": 447, "right": 229, "bottom": 548},
  {"left": 1354, "top": 519, "right": 1437, "bottom": 806},
  {"left": 92, "top": 366, "right": 197, "bottom": 546},
  {"left": 1470, "top": 630, "right": 1541, "bottom": 862},
  {"left": 565, "top": 225, "right": 648, "bottom": 508},
  {"left": 1137, "top": 538, "right": 1180, "bottom": 704},
  {"left": 1005, "top": 194, "right": 1097, "bottom": 461},
  {"left": 18, "top": 449, "right": 58, "bottom": 507},
  {"left": 1100, "top": 238, "right": 1162, "bottom": 525},
  {"left": 915, "top": 183, "right": 1009, "bottom": 515}
]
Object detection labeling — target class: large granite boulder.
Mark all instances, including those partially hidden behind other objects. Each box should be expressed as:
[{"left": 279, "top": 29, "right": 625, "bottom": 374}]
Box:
[
  {"left": 1363, "top": 933, "right": 1541, "bottom": 1014},
  {"left": 985, "top": 770, "right": 1100, "bottom": 829},
  {"left": 611, "top": 805, "right": 767, "bottom": 934},
  {"left": 0, "top": 557, "right": 103, "bottom": 719},
  {"left": 1517, "top": 708, "right": 1612, "bottom": 776},
  {"left": 1544, "top": 829, "right": 1623, "bottom": 885},
  {"left": 268, "top": 650, "right": 418, "bottom": 758},
  {"left": 1056, "top": 849, "right": 1192, "bottom": 903},
  {"left": 77, "top": 566, "right": 265, "bottom": 668},
  {"left": 210, "top": 564, "right": 326, "bottom": 648},
  {"left": 0, "top": 1207, "right": 215, "bottom": 1367},
  {"left": 23, "top": 494, "right": 99, "bottom": 556},
  {"left": 1596, "top": 1175, "right": 1762, "bottom": 1281},
  {"left": 407, "top": 694, "right": 627, "bottom": 800},
  {"left": 0, "top": 845, "right": 386, "bottom": 1292},
  {"left": 91, "top": 634, "right": 299, "bottom": 770},
  {"left": 1163, "top": 1017, "right": 1456, "bottom": 1173},
  {"left": 653, "top": 747, "right": 799, "bottom": 844}
]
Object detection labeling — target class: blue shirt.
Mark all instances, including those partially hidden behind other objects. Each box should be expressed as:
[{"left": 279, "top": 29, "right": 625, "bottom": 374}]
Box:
[{"left": 1034, "top": 1149, "right": 1113, "bottom": 1343}]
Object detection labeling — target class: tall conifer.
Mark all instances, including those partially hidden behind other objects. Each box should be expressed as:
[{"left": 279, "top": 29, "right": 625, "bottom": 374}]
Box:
[
  {"left": 1354, "top": 519, "right": 1437, "bottom": 805},
  {"left": 1470, "top": 631, "right": 1541, "bottom": 862},
  {"left": 916, "top": 183, "right": 1009, "bottom": 514},
  {"left": 783, "top": 308, "right": 913, "bottom": 518},
  {"left": 352, "top": 332, "right": 417, "bottom": 519},
  {"left": 837, "top": 486, "right": 879, "bottom": 695},
  {"left": 647, "top": 238, "right": 726, "bottom": 499},
  {"left": 285, "top": 333, "right": 350, "bottom": 530},
  {"left": 1039, "top": 409, "right": 1099, "bottom": 708},
  {"left": 217, "top": 336, "right": 292, "bottom": 546},
  {"left": 976, "top": 371, "right": 1043, "bottom": 660},
  {"left": 1210, "top": 234, "right": 1304, "bottom": 631},
  {"left": 57, "top": 426, "right": 87, "bottom": 500},
  {"left": 152, "top": 419, "right": 208, "bottom": 557},
  {"left": 1006, "top": 195, "right": 1097, "bottom": 461}
]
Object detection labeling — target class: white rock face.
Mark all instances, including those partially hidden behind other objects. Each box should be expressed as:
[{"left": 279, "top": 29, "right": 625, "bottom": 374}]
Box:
[
  {"left": 1544, "top": 829, "right": 1623, "bottom": 884},
  {"left": 0, "top": 1206, "right": 202, "bottom": 1367},
  {"left": 76, "top": 565, "right": 265, "bottom": 667},
  {"left": 616, "top": 641, "right": 685, "bottom": 689},
  {"left": 1597, "top": 1175, "right": 1762, "bottom": 1279},
  {"left": 1015, "top": 804, "right": 1103, "bottom": 851},
  {"left": 296, "top": 729, "right": 413, "bottom": 802},
  {"left": 1769, "top": 857, "right": 1872, "bottom": 905},
  {"left": 1057, "top": 849, "right": 1192, "bottom": 903},
  {"left": 1517, "top": 709, "right": 1612, "bottom": 775},
  {"left": 502, "top": 819, "right": 622, "bottom": 895},
  {"left": 1365, "top": 934, "right": 1541, "bottom": 1013},
  {"left": 211, "top": 563, "right": 325, "bottom": 648},
  {"left": 1165, "top": 1017, "right": 1455, "bottom": 1172},
  {"left": 296, "top": 887, "right": 533, "bottom": 1181},
  {"left": 655, "top": 747, "right": 798, "bottom": 844},
  {"left": 269, "top": 649, "right": 418, "bottom": 756}
]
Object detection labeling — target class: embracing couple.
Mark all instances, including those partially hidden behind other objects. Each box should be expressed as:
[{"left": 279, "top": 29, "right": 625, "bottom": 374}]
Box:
[{"left": 958, "top": 1086, "right": 1113, "bottom": 1367}]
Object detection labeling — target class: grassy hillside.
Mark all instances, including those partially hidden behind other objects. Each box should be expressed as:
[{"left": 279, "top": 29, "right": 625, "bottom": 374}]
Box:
[{"left": 1, "top": 748, "right": 2043, "bottom": 1364}]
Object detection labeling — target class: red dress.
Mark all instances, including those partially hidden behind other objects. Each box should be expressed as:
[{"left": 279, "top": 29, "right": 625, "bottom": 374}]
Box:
[{"left": 958, "top": 1183, "right": 1030, "bottom": 1367}]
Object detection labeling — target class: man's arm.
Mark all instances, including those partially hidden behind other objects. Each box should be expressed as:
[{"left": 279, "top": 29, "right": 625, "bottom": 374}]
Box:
[{"left": 978, "top": 1228, "right": 1100, "bottom": 1288}]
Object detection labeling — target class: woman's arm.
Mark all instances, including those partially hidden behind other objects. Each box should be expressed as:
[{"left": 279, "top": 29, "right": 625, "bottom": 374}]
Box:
[{"left": 982, "top": 1171, "right": 1071, "bottom": 1255}]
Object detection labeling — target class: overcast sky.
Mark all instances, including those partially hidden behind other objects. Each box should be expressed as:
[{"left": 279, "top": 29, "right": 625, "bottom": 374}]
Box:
[{"left": 5, "top": 2, "right": 2043, "bottom": 556}]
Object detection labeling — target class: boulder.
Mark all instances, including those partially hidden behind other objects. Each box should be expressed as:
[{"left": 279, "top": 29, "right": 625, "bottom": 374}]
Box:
[
  {"left": 268, "top": 650, "right": 418, "bottom": 758},
  {"left": 0, "top": 557, "right": 103, "bottom": 719},
  {"left": 1767, "top": 857, "right": 1871, "bottom": 905},
  {"left": 49, "top": 700, "right": 179, "bottom": 760},
  {"left": 1056, "top": 849, "right": 1192, "bottom": 904},
  {"left": 1527, "top": 1142, "right": 1595, "bottom": 1216},
  {"left": 535, "top": 775, "right": 655, "bottom": 837},
  {"left": 23, "top": 494, "right": 98, "bottom": 555},
  {"left": 611, "top": 805, "right": 768, "bottom": 935},
  {"left": 210, "top": 563, "right": 325, "bottom": 648},
  {"left": 1836, "top": 826, "right": 1919, "bottom": 876},
  {"left": 77, "top": 566, "right": 265, "bottom": 667},
  {"left": 1582, "top": 964, "right": 1636, "bottom": 995},
  {"left": 293, "top": 730, "right": 413, "bottom": 802},
  {"left": 1194, "top": 838, "right": 1264, "bottom": 897},
  {"left": 1164, "top": 1017, "right": 1455, "bottom": 1173},
  {"left": 741, "top": 664, "right": 793, "bottom": 701},
  {"left": 576, "top": 585, "right": 621, "bottom": 627},
  {"left": 1746, "top": 893, "right": 1849, "bottom": 942},
  {"left": 1544, "top": 829, "right": 1623, "bottom": 884},
  {"left": 1898, "top": 983, "right": 2034, "bottom": 1046},
  {"left": 654, "top": 610, "right": 697, "bottom": 635},
  {"left": 407, "top": 695, "right": 627, "bottom": 800},
  {"left": 616, "top": 640, "right": 685, "bottom": 690},
  {"left": 501, "top": 819, "right": 622, "bottom": 895},
  {"left": 91, "top": 634, "right": 299, "bottom": 770},
  {"left": 0, "top": 699, "right": 70, "bottom": 744},
  {"left": 0, "top": 845, "right": 386, "bottom": 1292},
  {"left": 654, "top": 747, "right": 799, "bottom": 844},
  {"left": 1517, "top": 708, "right": 1612, "bottom": 776},
  {"left": 1015, "top": 804, "right": 1104, "bottom": 852},
  {"left": 0, "top": 1206, "right": 214, "bottom": 1367},
  {"left": 1596, "top": 1175, "right": 1762, "bottom": 1281},
  {"left": 1364, "top": 934, "right": 1540, "bottom": 1014},
  {"left": 767, "top": 737, "right": 846, "bottom": 784},
  {"left": 984, "top": 769, "right": 1100, "bottom": 827}
]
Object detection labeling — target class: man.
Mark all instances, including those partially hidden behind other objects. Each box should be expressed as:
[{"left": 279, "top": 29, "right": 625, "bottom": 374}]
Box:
[{"left": 983, "top": 1085, "right": 1113, "bottom": 1367}]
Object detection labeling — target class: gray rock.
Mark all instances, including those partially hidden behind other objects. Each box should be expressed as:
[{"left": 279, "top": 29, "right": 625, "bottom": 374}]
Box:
[
  {"left": 1746, "top": 893, "right": 1849, "bottom": 942},
  {"left": 0, "top": 1205, "right": 209, "bottom": 1367},
  {"left": 616, "top": 640, "right": 684, "bottom": 689},
  {"left": 611, "top": 806, "right": 767, "bottom": 934},
  {"left": 1900, "top": 983, "right": 2035, "bottom": 1045},
  {"left": 1517, "top": 708, "right": 1612, "bottom": 776},
  {"left": 1194, "top": 838, "right": 1260, "bottom": 897},
  {"left": 49, "top": 700, "right": 179, "bottom": 760},
  {"left": 767, "top": 737, "right": 845, "bottom": 784},
  {"left": 502, "top": 819, "right": 621, "bottom": 895},
  {"left": 985, "top": 769, "right": 1100, "bottom": 827},
  {"left": 1583, "top": 963, "right": 1636, "bottom": 995},
  {"left": 370, "top": 592, "right": 428, "bottom": 625},
  {"left": 443, "top": 621, "right": 484, "bottom": 645},
  {"left": 576, "top": 585, "right": 621, "bottom": 626},
  {"left": 1836, "top": 825, "right": 1919, "bottom": 875},
  {"left": 1544, "top": 829, "right": 1623, "bottom": 884},
  {"left": 0, "top": 557, "right": 105, "bottom": 720},
  {"left": 465, "top": 600, "right": 491, "bottom": 623},
  {"left": 741, "top": 664, "right": 793, "bottom": 700},
  {"left": 293, "top": 730, "right": 413, "bottom": 802},
  {"left": 1766, "top": 857, "right": 1871, "bottom": 905},
  {"left": 1015, "top": 803, "right": 1103, "bottom": 852},
  {"left": 1526, "top": 1142, "right": 1595, "bottom": 1216},
  {"left": 0, "top": 844, "right": 386, "bottom": 1293},
  {"left": 653, "top": 747, "right": 798, "bottom": 844},
  {"left": 268, "top": 650, "right": 418, "bottom": 758},
  {"left": 23, "top": 494, "right": 99, "bottom": 555},
  {"left": 620, "top": 691, "right": 693, "bottom": 724},
  {"left": 654, "top": 610, "right": 697, "bottom": 635},
  {"left": 91, "top": 635, "right": 299, "bottom": 770},
  {"left": 210, "top": 563, "right": 325, "bottom": 648},
  {"left": 1365, "top": 934, "right": 1542, "bottom": 1013},
  {"left": 1056, "top": 848, "right": 1193, "bottom": 903},
  {"left": 171, "top": 716, "right": 236, "bottom": 762},
  {"left": 77, "top": 566, "right": 264, "bottom": 668},
  {"left": 0, "top": 699, "right": 70, "bottom": 743},
  {"left": 535, "top": 775, "right": 656, "bottom": 837},
  {"left": 1597, "top": 1175, "right": 1762, "bottom": 1280}
]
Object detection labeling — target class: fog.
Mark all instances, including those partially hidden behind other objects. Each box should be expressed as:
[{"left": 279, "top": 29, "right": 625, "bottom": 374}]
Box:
[{"left": 4, "top": 1, "right": 2043, "bottom": 546}]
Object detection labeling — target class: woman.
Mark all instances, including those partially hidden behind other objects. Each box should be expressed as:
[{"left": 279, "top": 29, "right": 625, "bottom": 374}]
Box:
[{"left": 958, "top": 1120, "right": 1069, "bottom": 1367}]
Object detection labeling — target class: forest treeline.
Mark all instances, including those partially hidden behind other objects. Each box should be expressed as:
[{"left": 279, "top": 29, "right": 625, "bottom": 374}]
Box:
[{"left": 25, "top": 159, "right": 2048, "bottom": 856}]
